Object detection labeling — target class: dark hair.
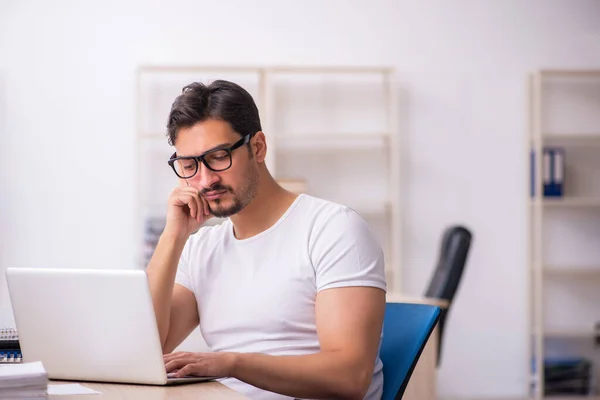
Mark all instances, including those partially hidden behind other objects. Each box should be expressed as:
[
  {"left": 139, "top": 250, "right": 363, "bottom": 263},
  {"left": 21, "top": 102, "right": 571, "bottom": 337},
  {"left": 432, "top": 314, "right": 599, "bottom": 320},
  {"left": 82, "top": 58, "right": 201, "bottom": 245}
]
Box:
[{"left": 166, "top": 80, "right": 262, "bottom": 146}]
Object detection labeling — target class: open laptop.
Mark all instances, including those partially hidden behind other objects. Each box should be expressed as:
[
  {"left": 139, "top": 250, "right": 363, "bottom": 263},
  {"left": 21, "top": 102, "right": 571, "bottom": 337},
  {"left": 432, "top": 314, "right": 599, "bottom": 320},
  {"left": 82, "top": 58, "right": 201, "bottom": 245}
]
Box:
[{"left": 6, "top": 267, "right": 215, "bottom": 385}]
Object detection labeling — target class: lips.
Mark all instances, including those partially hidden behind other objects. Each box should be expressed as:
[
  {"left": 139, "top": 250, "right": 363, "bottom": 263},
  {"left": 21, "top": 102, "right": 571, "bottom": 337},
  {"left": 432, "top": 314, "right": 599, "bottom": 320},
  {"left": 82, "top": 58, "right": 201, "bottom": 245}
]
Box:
[{"left": 202, "top": 190, "right": 227, "bottom": 201}]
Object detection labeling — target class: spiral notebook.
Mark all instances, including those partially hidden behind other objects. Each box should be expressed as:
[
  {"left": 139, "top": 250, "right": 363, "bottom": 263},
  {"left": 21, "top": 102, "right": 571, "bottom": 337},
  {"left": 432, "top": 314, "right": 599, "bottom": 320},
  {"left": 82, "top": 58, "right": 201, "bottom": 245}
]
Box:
[{"left": 0, "top": 328, "right": 22, "bottom": 363}]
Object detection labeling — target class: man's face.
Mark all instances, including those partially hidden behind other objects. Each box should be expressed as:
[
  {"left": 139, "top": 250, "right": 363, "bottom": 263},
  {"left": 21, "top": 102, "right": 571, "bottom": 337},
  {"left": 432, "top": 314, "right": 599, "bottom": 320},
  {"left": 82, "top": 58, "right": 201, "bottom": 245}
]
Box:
[{"left": 173, "top": 119, "right": 259, "bottom": 218}]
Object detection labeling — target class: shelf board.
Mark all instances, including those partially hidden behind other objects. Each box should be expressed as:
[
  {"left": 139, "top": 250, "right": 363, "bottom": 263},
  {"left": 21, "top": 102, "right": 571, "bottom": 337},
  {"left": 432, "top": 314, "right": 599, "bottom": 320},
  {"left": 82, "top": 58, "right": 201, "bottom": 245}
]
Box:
[
  {"left": 317, "top": 198, "right": 389, "bottom": 216},
  {"left": 140, "top": 132, "right": 392, "bottom": 150},
  {"left": 535, "top": 328, "right": 598, "bottom": 339},
  {"left": 266, "top": 66, "right": 394, "bottom": 74},
  {"left": 546, "top": 330, "right": 597, "bottom": 339},
  {"left": 141, "top": 199, "right": 388, "bottom": 220},
  {"left": 539, "top": 68, "right": 600, "bottom": 77},
  {"left": 138, "top": 65, "right": 394, "bottom": 75},
  {"left": 351, "top": 202, "right": 389, "bottom": 216},
  {"left": 530, "top": 197, "right": 600, "bottom": 207},
  {"left": 277, "top": 133, "right": 389, "bottom": 151},
  {"left": 532, "top": 133, "right": 600, "bottom": 147},
  {"left": 543, "top": 267, "right": 600, "bottom": 278},
  {"left": 139, "top": 65, "right": 263, "bottom": 74},
  {"left": 543, "top": 397, "right": 600, "bottom": 400}
]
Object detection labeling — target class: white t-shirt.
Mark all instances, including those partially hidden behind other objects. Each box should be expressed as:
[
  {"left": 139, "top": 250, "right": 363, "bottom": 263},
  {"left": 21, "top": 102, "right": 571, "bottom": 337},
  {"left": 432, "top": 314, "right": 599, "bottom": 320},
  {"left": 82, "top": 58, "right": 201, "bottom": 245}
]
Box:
[{"left": 175, "top": 194, "right": 387, "bottom": 400}]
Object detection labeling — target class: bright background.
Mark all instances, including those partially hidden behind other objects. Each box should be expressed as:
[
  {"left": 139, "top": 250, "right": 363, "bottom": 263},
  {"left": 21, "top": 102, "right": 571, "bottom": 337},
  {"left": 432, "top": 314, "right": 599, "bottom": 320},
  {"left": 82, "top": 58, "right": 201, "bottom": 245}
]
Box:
[{"left": 1, "top": 1, "right": 600, "bottom": 398}]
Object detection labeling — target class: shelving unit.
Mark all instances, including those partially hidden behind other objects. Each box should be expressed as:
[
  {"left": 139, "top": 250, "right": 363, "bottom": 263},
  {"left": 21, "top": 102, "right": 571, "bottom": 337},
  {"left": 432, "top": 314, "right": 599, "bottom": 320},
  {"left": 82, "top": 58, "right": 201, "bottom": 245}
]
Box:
[
  {"left": 528, "top": 69, "right": 600, "bottom": 399},
  {"left": 135, "top": 66, "right": 402, "bottom": 291}
]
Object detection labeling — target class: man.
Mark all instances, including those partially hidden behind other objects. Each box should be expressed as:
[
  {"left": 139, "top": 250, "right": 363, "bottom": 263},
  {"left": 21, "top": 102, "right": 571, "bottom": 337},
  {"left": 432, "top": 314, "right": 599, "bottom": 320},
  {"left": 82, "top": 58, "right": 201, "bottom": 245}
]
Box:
[{"left": 146, "top": 79, "right": 387, "bottom": 400}]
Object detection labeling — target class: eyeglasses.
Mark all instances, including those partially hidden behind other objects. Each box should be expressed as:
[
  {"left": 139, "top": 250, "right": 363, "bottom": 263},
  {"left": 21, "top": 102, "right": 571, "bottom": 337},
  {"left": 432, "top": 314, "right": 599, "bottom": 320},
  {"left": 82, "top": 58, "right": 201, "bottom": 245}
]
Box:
[{"left": 168, "top": 132, "right": 256, "bottom": 179}]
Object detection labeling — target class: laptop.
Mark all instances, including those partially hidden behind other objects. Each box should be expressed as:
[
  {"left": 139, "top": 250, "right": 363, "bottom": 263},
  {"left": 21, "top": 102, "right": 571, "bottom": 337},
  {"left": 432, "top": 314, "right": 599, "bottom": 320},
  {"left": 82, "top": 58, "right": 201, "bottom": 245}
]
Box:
[{"left": 6, "top": 267, "right": 215, "bottom": 385}]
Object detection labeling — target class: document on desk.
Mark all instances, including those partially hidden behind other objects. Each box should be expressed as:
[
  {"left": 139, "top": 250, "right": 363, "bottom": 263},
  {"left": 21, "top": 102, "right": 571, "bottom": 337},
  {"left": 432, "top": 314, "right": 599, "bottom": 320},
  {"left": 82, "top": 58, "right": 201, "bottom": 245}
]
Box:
[{"left": 48, "top": 383, "right": 101, "bottom": 395}]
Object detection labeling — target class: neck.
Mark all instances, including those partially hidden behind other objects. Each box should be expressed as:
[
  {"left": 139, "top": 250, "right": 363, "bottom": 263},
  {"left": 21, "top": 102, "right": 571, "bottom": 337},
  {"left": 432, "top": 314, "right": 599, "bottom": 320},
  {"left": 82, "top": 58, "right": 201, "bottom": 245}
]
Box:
[{"left": 229, "top": 170, "right": 298, "bottom": 240}]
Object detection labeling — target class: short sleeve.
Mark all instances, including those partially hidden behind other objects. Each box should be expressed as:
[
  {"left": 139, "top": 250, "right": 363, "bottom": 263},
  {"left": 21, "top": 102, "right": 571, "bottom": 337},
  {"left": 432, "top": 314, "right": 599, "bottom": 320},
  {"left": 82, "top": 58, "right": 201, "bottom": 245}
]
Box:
[{"left": 310, "top": 207, "right": 387, "bottom": 293}]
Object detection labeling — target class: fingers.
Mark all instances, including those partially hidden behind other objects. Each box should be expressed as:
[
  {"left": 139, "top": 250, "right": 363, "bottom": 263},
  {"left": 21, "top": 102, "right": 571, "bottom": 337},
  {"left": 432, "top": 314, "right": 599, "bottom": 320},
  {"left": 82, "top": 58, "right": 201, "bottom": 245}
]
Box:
[
  {"left": 179, "top": 187, "right": 210, "bottom": 218},
  {"left": 175, "top": 363, "right": 208, "bottom": 378},
  {"left": 175, "top": 364, "right": 194, "bottom": 378},
  {"left": 165, "top": 358, "right": 194, "bottom": 373},
  {"left": 164, "top": 357, "right": 209, "bottom": 378},
  {"left": 163, "top": 351, "right": 189, "bottom": 363},
  {"left": 163, "top": 351, "right": 196, "bottom": 369},
  {"left": 173, "top": 188, "right": 205, "bottom": 221},
  {"left": 170, "top": 186, "right": 213, "bottom": 224},
  {"left": 187, "top": 194, "right": 199, "bottom": 220},
  {"left": 200, "top": 194, "right": 210, "bottom": 216}
]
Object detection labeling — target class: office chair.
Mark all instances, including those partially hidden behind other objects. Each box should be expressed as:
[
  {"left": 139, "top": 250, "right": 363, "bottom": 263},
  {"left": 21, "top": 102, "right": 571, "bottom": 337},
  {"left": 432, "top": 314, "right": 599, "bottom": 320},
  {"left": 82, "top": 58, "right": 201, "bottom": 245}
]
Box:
[
  {"left": 424, "top": 225, "right": 472, "bottom": 366},
  {"left": 380, "top": 302, "right": 441, "bottom": 400}
]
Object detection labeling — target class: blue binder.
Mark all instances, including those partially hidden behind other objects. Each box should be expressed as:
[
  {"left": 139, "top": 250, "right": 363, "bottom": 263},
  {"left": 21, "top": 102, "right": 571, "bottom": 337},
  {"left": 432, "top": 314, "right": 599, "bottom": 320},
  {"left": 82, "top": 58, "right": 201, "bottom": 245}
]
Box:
[
  {"left": 530, "top": 147, "right": 564, "bottom": 198},
  {"left": 549, "top": 148, "right": 564, "bottom": 197}
]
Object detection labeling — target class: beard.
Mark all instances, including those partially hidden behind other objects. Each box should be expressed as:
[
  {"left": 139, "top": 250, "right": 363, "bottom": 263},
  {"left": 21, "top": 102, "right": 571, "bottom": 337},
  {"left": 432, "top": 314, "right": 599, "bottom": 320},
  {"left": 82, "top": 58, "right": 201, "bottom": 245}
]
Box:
[
  {"left": 209, "top": 195, "right": 244, "bottom": 218},
  {"left": 203, "top": 166, "right": 259, "bottom": 218}
]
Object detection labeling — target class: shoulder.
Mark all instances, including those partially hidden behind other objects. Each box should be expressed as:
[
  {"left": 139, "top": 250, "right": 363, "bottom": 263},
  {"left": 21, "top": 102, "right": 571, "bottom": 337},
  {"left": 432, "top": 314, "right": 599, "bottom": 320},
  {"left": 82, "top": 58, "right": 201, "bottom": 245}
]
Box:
[
  {"left": 300, "top": 196, "right": 386, "bottom": 292},
  {"left": 299, "top": 195, "right": 372, "bottom": 229},
  {"left": 296, "top": 194, "right": 362, "bottom": 223},
  {"left": 298, "top": 195, "right": 381, "bottom": 251}
]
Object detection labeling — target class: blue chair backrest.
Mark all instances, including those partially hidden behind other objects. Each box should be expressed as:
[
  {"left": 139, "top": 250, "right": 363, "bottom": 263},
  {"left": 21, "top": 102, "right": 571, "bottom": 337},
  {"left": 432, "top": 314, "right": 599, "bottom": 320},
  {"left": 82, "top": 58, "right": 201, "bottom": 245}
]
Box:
[{"left": 380, "top": 302, "right": 441, "bottom": 400}]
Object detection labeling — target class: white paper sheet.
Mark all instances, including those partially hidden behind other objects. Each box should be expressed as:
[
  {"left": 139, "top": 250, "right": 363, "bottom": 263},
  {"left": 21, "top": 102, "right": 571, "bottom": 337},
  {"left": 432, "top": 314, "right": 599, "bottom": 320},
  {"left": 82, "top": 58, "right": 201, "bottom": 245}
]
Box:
[
  {"left": 0, "top": 361, "right": 46, "bottom": 378},
  {"left": 47, "top": 383, "right": 101, "bottom": 395}
]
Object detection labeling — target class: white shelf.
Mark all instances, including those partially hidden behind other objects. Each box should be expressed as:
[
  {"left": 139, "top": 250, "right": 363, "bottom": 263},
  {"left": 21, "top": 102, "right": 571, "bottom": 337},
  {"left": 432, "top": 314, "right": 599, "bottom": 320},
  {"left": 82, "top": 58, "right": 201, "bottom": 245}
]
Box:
[
  {"left": 538, "top": 133, "right": 600, "bottom": 147},
  {"left": 543, "top": 397, "right": 600, "bottom": 400},
  {"left": 317, "top": 198, "right": 389, "bottom": 216},
  {"left": 543, "top": 267, "right": 600, "bottom": 278},
  {"left": 543, "top": 328, "right": 598, "bottom": 339},
  {"left": 277, "top": 133, "right": 389, "bottom": 151},
  {"left": 266, "top": 66, "right": 394, "bottom": 74},
  {"left": 540, "top": 69, "right": 600, "bottom": 77},
  {"left": 347, "top": 201, "right": 389, "bottom": 216},
  {"left": 528, "top": 70, "right": 600, "bottom": 400},
  {"left": 140, "top": 132, "right": 391, "bottom": 150},
  {"left": 530, "top": 197, "right": 600, "bottom": 207},
  {"left": 532, "top": 325, "right": 597, "bottom": 339}
]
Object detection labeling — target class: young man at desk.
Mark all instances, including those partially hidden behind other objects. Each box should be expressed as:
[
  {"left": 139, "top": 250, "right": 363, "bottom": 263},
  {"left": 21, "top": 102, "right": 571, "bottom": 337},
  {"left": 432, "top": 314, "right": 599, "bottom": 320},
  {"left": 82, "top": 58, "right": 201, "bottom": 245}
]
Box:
[{"left": 146, "top": 80, "right": 387, "bottom": 400}]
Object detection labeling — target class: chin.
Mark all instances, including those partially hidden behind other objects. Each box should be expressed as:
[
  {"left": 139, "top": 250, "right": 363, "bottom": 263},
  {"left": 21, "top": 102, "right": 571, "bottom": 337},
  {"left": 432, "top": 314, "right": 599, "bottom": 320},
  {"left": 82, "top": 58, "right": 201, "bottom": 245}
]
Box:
[{"left": 210, "top": 199, "right": 243, "bottom": 218}]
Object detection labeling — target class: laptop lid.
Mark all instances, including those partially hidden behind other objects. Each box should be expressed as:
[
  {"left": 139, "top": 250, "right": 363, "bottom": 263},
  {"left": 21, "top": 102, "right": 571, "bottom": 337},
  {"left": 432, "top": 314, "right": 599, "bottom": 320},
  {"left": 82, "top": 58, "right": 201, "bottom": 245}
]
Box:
[{"left": 6, "top": 267, "right": 171, "bottom": 385}]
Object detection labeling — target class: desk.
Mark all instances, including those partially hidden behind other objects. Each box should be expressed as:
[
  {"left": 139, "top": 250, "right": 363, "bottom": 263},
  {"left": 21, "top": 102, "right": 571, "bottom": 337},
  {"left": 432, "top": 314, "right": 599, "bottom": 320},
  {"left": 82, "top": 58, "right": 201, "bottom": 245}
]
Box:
[
  {"left": 385, "top": 292, "right": 449, "bottom": 400},
  {"left": 49, "top": 380, "right": 248, "bottom": 400}
]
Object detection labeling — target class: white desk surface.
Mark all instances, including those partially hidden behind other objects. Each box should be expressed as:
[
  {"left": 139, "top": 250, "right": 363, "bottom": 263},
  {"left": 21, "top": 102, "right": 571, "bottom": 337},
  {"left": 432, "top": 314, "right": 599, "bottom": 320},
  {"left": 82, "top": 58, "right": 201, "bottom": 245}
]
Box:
[{"left": 48, "top": 380, "right": 248, "bottom": 400}]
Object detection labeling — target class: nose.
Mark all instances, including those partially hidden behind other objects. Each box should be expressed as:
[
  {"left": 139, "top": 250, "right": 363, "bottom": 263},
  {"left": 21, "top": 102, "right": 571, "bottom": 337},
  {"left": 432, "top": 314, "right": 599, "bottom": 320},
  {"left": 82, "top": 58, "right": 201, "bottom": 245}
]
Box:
[{"left": 195, "top": 163, "right": 221, "bottom": 190}]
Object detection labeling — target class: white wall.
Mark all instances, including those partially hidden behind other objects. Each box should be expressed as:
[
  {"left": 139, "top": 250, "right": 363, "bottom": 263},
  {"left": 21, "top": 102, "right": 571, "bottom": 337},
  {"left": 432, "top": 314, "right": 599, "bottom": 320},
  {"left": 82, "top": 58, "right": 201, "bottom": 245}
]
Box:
[{"left": 1, "top": 0, "right": 600, "bottom": 398}]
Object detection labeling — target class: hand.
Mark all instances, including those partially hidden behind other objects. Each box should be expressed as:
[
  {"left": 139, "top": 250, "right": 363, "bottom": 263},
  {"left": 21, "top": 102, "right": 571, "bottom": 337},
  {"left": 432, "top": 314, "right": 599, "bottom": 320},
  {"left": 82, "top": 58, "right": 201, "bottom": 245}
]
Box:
[
  {"left": 163, "top": 184, "right": 212, "bottom": 239},
  {"left": 164, "top": 351, "right": 237, "bottom": 379}
]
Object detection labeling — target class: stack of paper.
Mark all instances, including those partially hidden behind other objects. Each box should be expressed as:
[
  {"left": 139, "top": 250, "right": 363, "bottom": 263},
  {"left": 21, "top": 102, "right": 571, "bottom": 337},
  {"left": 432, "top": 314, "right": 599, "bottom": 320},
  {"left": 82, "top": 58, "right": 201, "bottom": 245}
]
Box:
[{"left": 0, "top": 361, "right": 48, "bottom": 399}]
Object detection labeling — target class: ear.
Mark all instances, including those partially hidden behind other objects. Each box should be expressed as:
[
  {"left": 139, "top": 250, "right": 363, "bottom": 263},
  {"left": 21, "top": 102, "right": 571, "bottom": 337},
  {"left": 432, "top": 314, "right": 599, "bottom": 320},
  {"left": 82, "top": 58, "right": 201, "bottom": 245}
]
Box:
[{"left": 251, "top": 131, "right": 267, "bottom": 163}]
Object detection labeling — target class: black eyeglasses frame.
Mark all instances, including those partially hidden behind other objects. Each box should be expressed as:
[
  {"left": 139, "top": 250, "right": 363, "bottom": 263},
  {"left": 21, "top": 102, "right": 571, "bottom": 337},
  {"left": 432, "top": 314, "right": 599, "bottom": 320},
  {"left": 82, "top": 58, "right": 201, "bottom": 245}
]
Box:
[{"left": 167, "top": 132, "right": 256, "bottom": 179}]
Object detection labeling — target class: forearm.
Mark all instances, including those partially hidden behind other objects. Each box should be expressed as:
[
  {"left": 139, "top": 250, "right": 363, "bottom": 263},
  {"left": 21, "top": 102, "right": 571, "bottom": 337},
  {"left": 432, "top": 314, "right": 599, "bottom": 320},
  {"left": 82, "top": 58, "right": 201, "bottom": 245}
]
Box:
[
  {"left": 231, "top": 351, "right": 372, "bottom": 400},
  {"left": 146, "top": 231, "right": 188, "bottom": 346}
]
